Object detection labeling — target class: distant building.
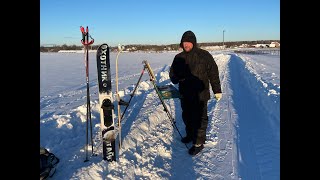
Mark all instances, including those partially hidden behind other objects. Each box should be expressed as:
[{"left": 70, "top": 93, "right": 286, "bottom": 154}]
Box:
[
  {"left": 253, "top": 42, "right": 280, "bottom": 48},
  {"left": 269, "top": 42, "right": 280, "bottom": 48},
  {"left": 200, "top": 45, "right": 225, "bottom": 50},
  {"left": 253, "top": 44, "right": 269, "bottom": 48},
  {"left": 239, "top": 44, "right": 249, "bottom": 48}
]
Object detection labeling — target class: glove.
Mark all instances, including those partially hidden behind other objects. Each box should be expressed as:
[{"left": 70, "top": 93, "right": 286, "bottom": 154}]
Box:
[{"left": 214, "top": 93, "right": 222, "bottom": 101}]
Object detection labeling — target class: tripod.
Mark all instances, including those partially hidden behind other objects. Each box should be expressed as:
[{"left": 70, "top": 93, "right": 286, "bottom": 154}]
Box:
[{"left": 121, "top": 60, "right": 189, "bottom": 150}]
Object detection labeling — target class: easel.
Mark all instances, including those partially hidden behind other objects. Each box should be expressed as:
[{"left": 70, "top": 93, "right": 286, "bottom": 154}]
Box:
[{"left": 121, "top": 60, "right": 189, "bottom": 149}]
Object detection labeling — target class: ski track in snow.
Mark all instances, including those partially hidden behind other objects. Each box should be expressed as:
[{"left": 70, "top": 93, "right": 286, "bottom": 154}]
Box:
[
  {"left": 40, "top": 51, "right": 279, "bottom": 180},
  {"left": 229, "top": 53, "right": 280, "bottom": 180}
]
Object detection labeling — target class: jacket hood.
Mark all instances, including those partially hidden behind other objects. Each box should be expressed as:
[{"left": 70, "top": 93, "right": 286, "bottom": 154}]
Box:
[{"left": 180, "top": 30, "right": 197, "bottom": 48}]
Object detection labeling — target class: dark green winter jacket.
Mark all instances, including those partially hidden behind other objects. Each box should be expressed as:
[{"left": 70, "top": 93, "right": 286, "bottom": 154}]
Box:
[{"left": 169, "top": 31, "right": 221, "bottom": 101}]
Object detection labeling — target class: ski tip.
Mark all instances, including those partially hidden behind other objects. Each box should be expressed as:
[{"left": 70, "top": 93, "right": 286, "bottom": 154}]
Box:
[{"left": 98, "top": 43, "right": 109, "bottom": 49}]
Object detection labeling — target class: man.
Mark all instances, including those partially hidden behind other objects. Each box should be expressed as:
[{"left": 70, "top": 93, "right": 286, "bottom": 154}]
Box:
[{"left": 169, "top": 30, "right": 222, "bottom": 155}]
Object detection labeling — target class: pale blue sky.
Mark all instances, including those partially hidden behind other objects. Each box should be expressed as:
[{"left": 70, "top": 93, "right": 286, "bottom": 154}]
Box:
[{"left": 40, "top": 0, "right": 280, "bottom": 46}]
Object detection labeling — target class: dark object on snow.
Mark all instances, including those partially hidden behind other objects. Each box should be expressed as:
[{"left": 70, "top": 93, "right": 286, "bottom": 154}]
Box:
[
  {"left": 40, "top": 147, "right": 59, "bottom": 180},
  {"left": 157, "top": 84, "right": 182, "bottom": 99}
]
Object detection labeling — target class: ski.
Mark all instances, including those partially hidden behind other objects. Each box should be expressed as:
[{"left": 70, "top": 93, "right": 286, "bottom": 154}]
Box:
[
  {"left": 96, "top": 43, "right": 116, "bottom": 161},
  {"left": 115, "top": 44, "right": 126, "bottom": 150}
]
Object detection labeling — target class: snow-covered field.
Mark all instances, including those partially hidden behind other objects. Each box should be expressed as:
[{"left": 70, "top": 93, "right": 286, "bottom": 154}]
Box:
[{"left": 40, "top": 48, "right": 280, "bottom": 179}]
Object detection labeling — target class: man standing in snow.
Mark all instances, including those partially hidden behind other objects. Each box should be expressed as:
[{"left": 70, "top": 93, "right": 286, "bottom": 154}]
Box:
[{"left": 169, "top": 30, "right": 222, "bottom": 155}]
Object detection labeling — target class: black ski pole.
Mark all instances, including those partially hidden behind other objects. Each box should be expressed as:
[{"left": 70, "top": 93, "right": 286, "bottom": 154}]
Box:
[{"left": 80, "top": 26, "right": 95, "bottom": 161}]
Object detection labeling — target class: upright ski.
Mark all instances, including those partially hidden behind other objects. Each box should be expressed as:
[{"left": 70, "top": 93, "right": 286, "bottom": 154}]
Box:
[
  {"left": 96, "top": 44, "right": 116, "bottom": 161},
  {"left": 115, "top": 44, "right": 125, "bottom": 150}
]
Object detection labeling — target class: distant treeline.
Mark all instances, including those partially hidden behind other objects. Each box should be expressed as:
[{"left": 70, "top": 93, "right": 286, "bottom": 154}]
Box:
[
  {"left": 234, "top": 49, "right": 280, "bottom": 55},
  {"left": 40, "top": 40, "right": 280, "bottom": 52}
]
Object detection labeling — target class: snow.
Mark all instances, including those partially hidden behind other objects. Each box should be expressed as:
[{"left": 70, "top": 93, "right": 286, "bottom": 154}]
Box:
[{"left": 40, "top": 48, "right": 280, "bottom": 180}]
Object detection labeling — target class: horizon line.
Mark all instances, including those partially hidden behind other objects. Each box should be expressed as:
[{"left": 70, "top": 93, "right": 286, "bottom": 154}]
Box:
[{"left": 41, "top": 39, "right": 280, "bottom": 47}]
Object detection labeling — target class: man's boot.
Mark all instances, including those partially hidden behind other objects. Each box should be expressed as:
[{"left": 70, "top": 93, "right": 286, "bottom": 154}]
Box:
[{"left": 188, "top": 144, "right": 204, "bottom": 155}]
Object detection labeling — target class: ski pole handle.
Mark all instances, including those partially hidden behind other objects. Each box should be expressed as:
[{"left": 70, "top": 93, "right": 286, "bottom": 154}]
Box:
[{"left": 80, "top": 26, "right": 94, "bottom": 45}]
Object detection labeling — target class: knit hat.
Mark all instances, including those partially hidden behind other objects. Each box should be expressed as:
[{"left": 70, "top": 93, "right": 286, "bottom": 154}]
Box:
[{"left": 180, "top": 30, "right": 197, "bottom": 48}]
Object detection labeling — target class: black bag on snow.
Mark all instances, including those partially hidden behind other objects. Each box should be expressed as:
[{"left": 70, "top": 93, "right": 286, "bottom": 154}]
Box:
[{"left": 40, "top": 147, "right": 59, "bottom": 180}]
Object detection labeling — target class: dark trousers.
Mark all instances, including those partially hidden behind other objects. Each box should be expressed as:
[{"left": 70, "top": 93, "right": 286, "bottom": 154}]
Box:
[{"left": 180, "top": 98, "right": 208, "bottom": 145}]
